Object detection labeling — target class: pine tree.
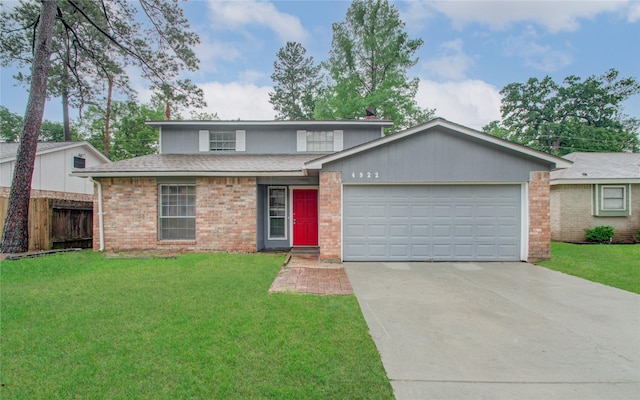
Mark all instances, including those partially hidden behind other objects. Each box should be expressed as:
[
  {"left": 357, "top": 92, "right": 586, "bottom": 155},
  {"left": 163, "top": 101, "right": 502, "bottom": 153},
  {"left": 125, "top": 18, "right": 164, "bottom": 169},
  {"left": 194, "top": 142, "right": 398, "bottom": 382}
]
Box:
[{"left": 269, "top": 42, "right": 321, "bottom": 120}]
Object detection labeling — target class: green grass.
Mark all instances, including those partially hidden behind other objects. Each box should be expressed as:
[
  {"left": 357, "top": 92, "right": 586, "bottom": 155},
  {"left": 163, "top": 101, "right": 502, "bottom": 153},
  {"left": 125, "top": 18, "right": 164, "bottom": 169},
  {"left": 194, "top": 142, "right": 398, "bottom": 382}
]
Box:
[
  {"left": 538, "top": 242, "right": 640, "bottom": 294},
  {"left": 1, "top": 252, "right": 393, "bottom": 399}
]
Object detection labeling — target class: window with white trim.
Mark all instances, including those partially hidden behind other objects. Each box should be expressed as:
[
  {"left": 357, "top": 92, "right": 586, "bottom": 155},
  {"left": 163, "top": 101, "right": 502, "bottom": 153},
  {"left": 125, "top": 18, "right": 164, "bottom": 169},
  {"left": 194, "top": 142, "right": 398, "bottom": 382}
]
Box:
[
  {"left": 210, "top": 131, "right": 236, "bottom": 151},
  {"left": 594, "top": 184, "right": 630, "bottom": 217},
  {"left": 297, "top": 129, "right": 342, "bottom": 152},
  {"left": 268, "top": 187, "right": 286, "bottom": 239},
  {"left": 307, "top": 131, "right": 334, "bottom": 151},
  {"left": 602, "top": 186, "right": 625, "bottom": 210},
  {"left": 159, "top": 185, "right": 196, "bottom": 240}
]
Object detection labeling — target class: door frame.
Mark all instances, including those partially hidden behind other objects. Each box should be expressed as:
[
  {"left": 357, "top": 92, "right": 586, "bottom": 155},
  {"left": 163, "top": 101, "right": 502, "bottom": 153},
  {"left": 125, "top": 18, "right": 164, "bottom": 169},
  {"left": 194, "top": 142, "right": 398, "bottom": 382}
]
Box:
[{"left": 289, "top": 186, "right": 319, "bottom": 247}]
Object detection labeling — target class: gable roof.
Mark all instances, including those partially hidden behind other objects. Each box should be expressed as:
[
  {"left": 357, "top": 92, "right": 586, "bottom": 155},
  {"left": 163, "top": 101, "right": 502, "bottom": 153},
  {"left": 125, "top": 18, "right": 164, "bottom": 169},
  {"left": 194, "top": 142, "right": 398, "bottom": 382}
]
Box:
[
  {"left": 72, "top": 153, "right": 320, "bottom": 178},
  {"left": 0, "top": 141, "right": 110, "bottom": 164},
  {"left": 550, "top": 152, "right": 640, "bottom": 184},
  {"left": 304, "top": 118, "right": 572, "bottom": 170}
]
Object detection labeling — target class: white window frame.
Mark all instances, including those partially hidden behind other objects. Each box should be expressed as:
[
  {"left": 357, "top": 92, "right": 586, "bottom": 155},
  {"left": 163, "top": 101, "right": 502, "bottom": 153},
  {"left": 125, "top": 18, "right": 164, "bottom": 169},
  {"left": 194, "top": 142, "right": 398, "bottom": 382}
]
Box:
[
  {"left": 209, "top": 131, "right": 236, "bottom": 151},
  {"left": 268, "top": 186, "right": 287, "bottom": 240},
  {"left": 199, "top": 130, "right": 245, "bottom": 152},
  {"left": 296, "top": 130, "right": 343, "bottom": 152},
  {"left": 601, "top": 185, "right": 626, "bottom": 211},
  {"left": 158, "top": 184, "right": 196, "bottom": 241}
]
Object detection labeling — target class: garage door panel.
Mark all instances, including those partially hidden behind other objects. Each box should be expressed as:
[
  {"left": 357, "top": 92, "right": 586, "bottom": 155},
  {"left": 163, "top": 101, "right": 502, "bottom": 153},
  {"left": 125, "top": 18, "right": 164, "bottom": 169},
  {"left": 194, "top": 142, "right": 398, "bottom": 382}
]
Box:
[{"left": 343, "top": 185, "right": 521, "bottom": 261}]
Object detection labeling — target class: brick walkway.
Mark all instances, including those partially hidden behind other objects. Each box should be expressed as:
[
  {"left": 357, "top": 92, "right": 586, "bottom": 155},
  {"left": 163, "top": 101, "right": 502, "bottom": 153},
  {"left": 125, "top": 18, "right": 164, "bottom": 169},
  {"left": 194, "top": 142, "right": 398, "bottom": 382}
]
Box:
[{"left": 269, "top": 254, "right": 353, "bottom": 295}]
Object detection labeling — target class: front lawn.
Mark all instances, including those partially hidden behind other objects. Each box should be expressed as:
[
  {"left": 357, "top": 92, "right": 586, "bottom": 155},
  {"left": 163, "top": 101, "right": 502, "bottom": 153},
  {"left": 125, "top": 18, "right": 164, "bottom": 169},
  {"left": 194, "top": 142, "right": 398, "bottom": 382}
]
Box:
[
  {"left": 538, "top": 242, "right": 640, "bottom": 294},
  {"left": 0, "top": 252, "right": 393, "bottom": 399}
]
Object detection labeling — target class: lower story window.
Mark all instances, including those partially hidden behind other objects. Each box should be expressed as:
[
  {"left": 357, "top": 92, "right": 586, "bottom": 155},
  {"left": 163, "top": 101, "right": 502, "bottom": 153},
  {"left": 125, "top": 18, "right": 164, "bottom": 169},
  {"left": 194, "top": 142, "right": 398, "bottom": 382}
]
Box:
[
  {"left": 159, "top": 184, "right": 196, "bottom": 240},
  {"left": 594, "top": 184, "right": 631, "bottom": 217},
  {"left": 269, "top": 187, "right": 286, "bottom": 239}
]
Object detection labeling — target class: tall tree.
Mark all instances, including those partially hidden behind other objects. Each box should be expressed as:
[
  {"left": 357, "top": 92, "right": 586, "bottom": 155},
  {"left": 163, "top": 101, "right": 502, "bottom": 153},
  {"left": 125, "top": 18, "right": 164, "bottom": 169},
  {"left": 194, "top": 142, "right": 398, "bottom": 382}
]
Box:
[
  {"left": 0, "top": 0, "right": 203, "bottom": 253},
  {"left": 269, "top": 41, "right": 321, "bottom": 120},
  {"left": 488, "top": 69, "right": 639, "bottom": 155},
  {"left": 1, "top": 1, "right": 130, "bottom": 141},
  {"left": 0, "top": 0, "right": 57, "bottom": 254},
  {"left": 316, "top": 0, "right": 433, "bottom": 130}
]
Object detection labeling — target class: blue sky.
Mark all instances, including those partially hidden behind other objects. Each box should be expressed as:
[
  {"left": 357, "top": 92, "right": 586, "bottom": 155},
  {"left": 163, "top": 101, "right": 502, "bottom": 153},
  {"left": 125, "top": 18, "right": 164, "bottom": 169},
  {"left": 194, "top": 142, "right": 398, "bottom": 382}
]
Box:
[{"left": 1, "top": 0, "right": 639, "bottom": 131}]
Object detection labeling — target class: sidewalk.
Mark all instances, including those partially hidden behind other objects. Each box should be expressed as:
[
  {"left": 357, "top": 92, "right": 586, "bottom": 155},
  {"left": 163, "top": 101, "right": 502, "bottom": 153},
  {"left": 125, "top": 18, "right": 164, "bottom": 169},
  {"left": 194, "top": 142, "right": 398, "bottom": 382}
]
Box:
[{"left": 269, "top": 254, "right": 353, "bottom": 295}]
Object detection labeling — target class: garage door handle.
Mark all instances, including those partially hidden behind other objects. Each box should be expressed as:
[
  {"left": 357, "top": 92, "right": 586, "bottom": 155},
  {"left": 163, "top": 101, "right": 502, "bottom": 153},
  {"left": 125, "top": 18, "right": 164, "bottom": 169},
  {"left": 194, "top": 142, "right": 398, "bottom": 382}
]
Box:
[{"left": 293, "top": 219, "right": 296, "bottom": 225}]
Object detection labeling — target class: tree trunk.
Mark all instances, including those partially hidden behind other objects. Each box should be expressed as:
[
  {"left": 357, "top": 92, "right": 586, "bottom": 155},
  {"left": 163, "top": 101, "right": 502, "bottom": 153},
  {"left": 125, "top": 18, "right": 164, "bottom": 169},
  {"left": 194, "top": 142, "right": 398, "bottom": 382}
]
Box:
[
  {"left": 62, "top": 43, "right": 71, "bottom": 141},
  {"left": 62, "top": 85, "right": 71, "bottom": 141},
  {"left": 0, "top": 0, "right": 58, "bottom": 254},
  {"left": 104, "top": 75, "right": 114, "bottom": 158}
]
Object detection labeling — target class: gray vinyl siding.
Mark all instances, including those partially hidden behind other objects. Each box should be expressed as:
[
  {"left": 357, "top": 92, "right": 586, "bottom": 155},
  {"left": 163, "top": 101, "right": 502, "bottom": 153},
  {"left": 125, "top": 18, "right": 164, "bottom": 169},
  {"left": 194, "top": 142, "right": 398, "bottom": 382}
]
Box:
[
  {"left": 325, "top": 129, "right": 550, "bottom": 183},
  {"left": 160, "top": 125, "right": 381, "bottom": 154}
]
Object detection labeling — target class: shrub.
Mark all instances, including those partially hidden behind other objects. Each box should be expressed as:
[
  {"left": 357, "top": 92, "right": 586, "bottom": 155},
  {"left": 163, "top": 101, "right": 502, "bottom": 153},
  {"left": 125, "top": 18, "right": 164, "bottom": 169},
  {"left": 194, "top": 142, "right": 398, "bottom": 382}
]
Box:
[
  {"left": 636, "top": 229, "right": 640, "bottom": 241},
  {"left": 585, "top": 226, "right": 614, "bottom": 243}
]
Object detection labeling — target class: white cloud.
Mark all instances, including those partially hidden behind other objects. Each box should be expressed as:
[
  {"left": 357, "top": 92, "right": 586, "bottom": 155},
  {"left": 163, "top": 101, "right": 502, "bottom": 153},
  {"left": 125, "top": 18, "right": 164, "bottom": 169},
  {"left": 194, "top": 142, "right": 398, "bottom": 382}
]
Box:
[
  {"left": 503, "top": 27, "right": 573, "bottom": 72},
  {"left": 399, "top": 1, "right": 435, "bottom": 33},
  {"left": 412, "top": 0, "right": 628, "bottom": 33},
  {"left": 628, "top": 2, "right": 640, "bottom": 22},
  {"left": 194, "top": 36, "right": 242, "bottom": 74},
  {"left": 416, "top": 79, "right": 502, "bottom": 129},
  {"left": 423, "top": 39, "right": 474, "bottom": 80},
  {"left": 239, "top": 69, "right": 268, "bottom": 84},
  {"left": 197, "top": 81, "right": 274, "bottom": 120},
  {"left": 208, "top": 1, "right": 307, "bottom": 42}
]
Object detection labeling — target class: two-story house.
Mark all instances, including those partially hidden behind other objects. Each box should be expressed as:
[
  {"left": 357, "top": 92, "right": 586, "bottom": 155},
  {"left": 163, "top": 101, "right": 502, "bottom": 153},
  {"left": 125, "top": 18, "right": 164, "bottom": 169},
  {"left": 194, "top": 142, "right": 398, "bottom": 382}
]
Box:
[{"left": 73, "top": 118, "right": 570, "bottom": 262}]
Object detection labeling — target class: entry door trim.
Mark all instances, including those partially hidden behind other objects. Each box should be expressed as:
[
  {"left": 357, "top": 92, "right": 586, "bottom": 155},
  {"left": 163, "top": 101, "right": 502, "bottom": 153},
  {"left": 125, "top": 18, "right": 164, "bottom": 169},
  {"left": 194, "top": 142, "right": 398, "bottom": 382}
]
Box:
[{"left": 290, "top": 186, "right": 319, "bottom": 246}]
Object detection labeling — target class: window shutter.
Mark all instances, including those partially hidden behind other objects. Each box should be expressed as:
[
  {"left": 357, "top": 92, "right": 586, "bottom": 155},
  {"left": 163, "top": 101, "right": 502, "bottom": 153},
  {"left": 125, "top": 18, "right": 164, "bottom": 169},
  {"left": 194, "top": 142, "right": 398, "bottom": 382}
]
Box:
[
  {"left": 297, "top": 130, "right": 307, "bottom": 152},
  {"left": 235, "top": 130, "right": 246, "bottom": 152},
  {"left": 333, "top": 130, "right": 343, "bottom": 151},
  {"left": 199, "top": 130, "right": 209, "bottom": 152}
]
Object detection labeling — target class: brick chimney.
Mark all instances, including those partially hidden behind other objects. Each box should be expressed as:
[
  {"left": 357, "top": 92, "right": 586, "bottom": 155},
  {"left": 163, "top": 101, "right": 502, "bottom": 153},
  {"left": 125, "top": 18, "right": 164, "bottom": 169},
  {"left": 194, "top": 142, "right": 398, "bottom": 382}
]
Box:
[{"left": 365, "top": 106, "right": 376, "bottom": 119}]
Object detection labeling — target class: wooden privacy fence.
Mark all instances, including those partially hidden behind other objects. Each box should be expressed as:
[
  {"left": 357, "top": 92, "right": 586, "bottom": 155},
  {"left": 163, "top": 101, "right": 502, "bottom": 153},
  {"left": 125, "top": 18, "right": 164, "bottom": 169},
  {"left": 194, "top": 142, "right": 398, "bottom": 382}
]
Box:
[{"left": 0, "top": 197, "right": 93, "bottom": 251}]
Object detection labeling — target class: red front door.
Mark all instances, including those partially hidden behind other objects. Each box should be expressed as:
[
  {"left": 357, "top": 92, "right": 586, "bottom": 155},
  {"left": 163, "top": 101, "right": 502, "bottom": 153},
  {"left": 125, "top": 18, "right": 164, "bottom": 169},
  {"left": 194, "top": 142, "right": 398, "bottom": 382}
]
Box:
[{"left": 293, "top": 189, "right": 318, "bottom": 246}]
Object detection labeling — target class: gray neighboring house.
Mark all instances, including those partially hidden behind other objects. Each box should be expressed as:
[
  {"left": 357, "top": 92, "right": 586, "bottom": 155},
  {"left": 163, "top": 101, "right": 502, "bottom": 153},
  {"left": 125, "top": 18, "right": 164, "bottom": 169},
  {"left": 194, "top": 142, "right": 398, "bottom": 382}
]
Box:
[
  {"left": 74, "top": 118, "right": 570, "bottom": 262},
  {"left": 550, "top": 152, "right": 640, "bottom": 243}
]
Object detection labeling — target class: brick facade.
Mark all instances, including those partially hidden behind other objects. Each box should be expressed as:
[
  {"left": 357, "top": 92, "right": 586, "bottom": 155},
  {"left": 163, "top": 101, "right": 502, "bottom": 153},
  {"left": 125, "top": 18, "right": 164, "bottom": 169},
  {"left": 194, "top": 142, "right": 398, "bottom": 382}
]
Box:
[
  {"left": 94, "top": 177, "right": 257, "bottom": 253},
  {"left": 551, "top": 184, "right": 640, "bottom": 243},
  {"left": 318, "top": 171, "right": 342, "bottom": 262},
  {"left": 528, "top": 171, "right": 551, "bottom": 262}
]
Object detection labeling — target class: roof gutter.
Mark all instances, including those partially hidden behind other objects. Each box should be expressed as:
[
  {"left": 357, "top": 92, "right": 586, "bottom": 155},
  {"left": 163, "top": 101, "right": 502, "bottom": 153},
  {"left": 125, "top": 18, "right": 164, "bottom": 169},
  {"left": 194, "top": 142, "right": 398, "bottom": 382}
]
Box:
[
  {"left": 90, "top": 178, "right": 105, "bottom": 252},
  {"left": 72, "top": 170, "right": 308, "bottom": 178}
]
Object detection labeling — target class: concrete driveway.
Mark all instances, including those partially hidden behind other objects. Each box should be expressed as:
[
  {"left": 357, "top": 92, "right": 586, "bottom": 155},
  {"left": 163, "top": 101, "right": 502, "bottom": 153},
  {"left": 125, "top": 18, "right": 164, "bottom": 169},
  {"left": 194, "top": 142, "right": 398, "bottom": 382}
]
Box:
[{"left": 344, "top": 262, "right": 640, "bottom": 400}]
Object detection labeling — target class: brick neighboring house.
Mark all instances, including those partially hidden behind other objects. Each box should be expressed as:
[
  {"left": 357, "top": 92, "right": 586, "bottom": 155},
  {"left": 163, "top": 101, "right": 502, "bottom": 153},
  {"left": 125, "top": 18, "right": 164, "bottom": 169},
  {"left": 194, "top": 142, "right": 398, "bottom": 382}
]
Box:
[
  {"left": 73, "top": 118, "right": 570, "bottom": 262},
  {"left": 550, "top": 152, "right": 640, "bottom": 243}
]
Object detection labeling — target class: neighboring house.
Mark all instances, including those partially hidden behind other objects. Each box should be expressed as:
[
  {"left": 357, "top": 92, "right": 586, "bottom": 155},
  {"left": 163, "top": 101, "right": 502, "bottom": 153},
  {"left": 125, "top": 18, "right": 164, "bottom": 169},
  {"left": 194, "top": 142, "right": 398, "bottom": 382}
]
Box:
[
  {"left": 1, "top": 141, "right": 111, "bottom": 250},
  {"left": 0, "top": 141, "right": 110, "bottom": 200},
  {"left": 550, "top": 152, "right": 640, "bottom": 243},
  {"left": 73, "top": 118, "right": 570, "bottom": 262}
]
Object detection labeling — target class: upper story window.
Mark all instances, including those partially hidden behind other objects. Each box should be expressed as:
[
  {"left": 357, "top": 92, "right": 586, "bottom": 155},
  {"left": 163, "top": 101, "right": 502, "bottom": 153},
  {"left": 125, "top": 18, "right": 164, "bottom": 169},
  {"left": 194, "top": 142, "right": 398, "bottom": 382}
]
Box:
[
  {"left": 73, "top": 156, "right": 86, "bottom": 169},
  {"left": 307, "top": 131, "right": 334, "bottom": 151},
  {"left": 199, "top": 129, "right": 245, "bottom": 152},
  {"left": 297, "top": 129, "right": 343, "bottom": 152},
  {"left": 210, "top": 131, "right": 235, "bottom": 151},
  {"left": 593, "top": 184, "right": 630, "bottom": 217}
]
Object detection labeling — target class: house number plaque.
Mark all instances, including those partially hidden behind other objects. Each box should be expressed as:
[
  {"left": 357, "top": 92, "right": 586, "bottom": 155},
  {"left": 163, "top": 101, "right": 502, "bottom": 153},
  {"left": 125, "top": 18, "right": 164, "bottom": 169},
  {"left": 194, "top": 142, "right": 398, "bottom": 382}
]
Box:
[{"left": 351, "top": 171, "right": 379, "bottom": 179}]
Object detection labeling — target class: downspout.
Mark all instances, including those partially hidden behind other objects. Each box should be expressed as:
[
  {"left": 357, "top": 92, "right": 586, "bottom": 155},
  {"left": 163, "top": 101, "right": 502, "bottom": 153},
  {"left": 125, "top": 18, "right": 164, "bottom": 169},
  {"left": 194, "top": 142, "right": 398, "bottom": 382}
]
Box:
[{"left": 90, "top": 177, "right": 105, "bottom": 252}]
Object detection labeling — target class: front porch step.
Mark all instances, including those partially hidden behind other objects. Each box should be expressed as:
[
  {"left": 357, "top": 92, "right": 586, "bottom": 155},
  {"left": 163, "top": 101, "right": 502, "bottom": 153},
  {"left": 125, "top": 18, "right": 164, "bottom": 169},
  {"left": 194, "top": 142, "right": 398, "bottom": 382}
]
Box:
[{"left": 290, "top": 246, "right": 320, "bottom": 255}]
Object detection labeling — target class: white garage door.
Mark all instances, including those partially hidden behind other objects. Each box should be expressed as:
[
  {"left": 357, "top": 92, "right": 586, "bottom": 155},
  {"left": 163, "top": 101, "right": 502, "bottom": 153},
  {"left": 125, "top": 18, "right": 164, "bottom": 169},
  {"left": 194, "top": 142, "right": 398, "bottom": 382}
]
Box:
[{"left": 343, "top": 185, "right": 522, "bottom": 261}]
